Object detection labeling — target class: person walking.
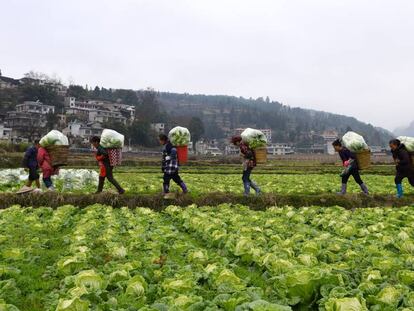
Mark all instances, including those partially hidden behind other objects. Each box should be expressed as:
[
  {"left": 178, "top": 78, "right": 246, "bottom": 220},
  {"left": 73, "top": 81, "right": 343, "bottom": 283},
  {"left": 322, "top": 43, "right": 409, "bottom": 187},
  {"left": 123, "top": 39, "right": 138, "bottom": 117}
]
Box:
[
  {"left": 90, "top": 136, "right": 125, "bottom": 194},
  {"left": 389, "top": 139, "right": 414, "bottom": 198},
  {"left": 332, "top": 139, "right": 369, "bottom": 195},
  {"left": 231, "top": 135, "right": 261, "bottom": 196},
  {"left": 37, "top": 145, "right": 58, "bottom": 190},
  {"left": 22, "top": 139, "right": 41, "bottom": 190},
  {"left": 159, "top": 134, "right": 188, "bottom": 198}
]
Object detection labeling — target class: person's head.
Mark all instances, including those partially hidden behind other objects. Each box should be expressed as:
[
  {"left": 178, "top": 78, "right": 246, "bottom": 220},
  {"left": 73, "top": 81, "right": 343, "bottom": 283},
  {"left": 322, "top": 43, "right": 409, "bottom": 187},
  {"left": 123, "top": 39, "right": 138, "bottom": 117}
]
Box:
[
  {"left": 33, "top": 139, "right": 40, "bottom": 148},
  {"left": 389, "top": 139, "right": 401, "bottom": 151},
  {"left": 90, "top": 136, "right": 100, "bottom": 148},
  {"left": 231, "top": 135, "right": 242, "bottom": 146},
  {"left": 159, "top": 134, "right": 168, "bottom": 145},
  {"left": 332, "top": 139, "right": 343, "bottom": 152}
]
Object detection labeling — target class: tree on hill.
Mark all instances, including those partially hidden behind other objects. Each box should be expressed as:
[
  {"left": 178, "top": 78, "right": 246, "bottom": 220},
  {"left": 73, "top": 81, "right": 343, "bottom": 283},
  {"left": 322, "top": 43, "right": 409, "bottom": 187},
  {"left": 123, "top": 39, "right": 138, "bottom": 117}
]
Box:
[{"left": 188, "top": 117, "right": 205, "bottom": 152}]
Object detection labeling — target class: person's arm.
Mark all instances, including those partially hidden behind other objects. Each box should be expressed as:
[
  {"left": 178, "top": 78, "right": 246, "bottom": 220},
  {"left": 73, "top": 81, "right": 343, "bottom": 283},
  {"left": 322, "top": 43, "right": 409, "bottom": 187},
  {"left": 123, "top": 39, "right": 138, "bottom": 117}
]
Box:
[
  {"left": 398, "top": 149, "right": 411, "bottom": 166},
  {"left": 170, "top": 147, "right": 177, "bottom": 160},
  {"left": 22, "top": 148, "right": 31, "bottom": 167}
]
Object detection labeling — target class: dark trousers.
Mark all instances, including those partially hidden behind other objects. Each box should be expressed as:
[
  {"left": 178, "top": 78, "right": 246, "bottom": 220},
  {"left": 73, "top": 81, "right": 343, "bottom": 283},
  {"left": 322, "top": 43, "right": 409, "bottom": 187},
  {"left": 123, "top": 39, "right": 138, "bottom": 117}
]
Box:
[
  {"left": 342, "top": 167, "right": 363, "bottom": 185},
  {"left": 163, "top": 172, "right": 183, "bottom": 190},
  {"left": 98, "top": 165, "right": 124, "bottom": 193},
  {"left": 395, "top": 171, "right": 414, "bottom": 186},
  {"left": 242, "top": 168, "right": 252, "bottom": 183},
  {"left": 43, "top": 177, "right": 53, "bottom": 188}
]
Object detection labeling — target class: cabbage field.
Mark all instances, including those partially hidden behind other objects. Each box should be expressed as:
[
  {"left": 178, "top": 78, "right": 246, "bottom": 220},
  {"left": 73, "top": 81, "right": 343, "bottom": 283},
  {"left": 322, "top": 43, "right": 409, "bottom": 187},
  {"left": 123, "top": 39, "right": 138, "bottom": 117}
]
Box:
[{"left": 2, "top": 204, "right": 414, "bottom": 310}]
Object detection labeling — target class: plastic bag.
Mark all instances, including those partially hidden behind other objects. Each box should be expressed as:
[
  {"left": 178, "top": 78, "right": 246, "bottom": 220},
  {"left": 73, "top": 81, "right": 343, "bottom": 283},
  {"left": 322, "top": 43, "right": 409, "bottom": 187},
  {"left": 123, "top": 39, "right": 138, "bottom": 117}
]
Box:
[
  {"left": 100, "top": 129, "right": 124, "bottom": 149},
  {"left": 168, "top": 126, "right": 191, "bottom": 146},
  {"left": 397, "top": 136, "right": 414, "bottom": 152},
  {"left": 241, "top": 128, "right": 268, "bottom": 149},
  {"left": 40, "top": 130, "right": 69, "bottom": 147},
  {"left": 341, "top": 131, "right": 369, "bottom": 153}
]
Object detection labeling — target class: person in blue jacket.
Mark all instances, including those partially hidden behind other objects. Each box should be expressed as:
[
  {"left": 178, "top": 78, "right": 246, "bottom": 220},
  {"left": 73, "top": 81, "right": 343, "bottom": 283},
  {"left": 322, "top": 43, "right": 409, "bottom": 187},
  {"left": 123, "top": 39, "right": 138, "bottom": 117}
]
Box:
[
  {"left": 22, "top": 139, "right": 41, "bottom": 189},
  {"left": 332, "top": 139, "right": 369, "bottom": 195},
  {"left": 159, "top": 134, "right": 188, "bottom": 197}
]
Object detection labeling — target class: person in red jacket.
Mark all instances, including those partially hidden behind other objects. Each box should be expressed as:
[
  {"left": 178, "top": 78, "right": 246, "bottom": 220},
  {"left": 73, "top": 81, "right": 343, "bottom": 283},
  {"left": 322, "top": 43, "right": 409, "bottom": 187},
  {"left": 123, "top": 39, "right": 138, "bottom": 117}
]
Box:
[
  {"left": 231, "top": 135, "right": 261, "bottom": 196},
  {"left": 37, "top": 146, "right": 58, "bottom": 190}
]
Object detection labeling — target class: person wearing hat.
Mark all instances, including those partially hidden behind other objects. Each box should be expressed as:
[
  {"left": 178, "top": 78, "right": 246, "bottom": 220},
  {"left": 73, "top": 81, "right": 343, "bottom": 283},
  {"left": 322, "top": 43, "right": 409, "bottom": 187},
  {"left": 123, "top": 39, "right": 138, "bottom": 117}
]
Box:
[
  {"left": 231, "top": 135, "right": 261, "bottom": 196},
  {"left": 389, "top": 138, "right": 414, "bottom": 198},
  {"left": 332, "top": 139, "right": 369, "bottom": 195}
]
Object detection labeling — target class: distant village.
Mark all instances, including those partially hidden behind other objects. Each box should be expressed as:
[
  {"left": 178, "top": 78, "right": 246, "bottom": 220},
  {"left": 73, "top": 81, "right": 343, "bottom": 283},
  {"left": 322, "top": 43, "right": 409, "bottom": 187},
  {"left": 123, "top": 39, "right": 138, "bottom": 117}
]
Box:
[{"left": 0, "top": 73, "right": 387, "bottom": 156}]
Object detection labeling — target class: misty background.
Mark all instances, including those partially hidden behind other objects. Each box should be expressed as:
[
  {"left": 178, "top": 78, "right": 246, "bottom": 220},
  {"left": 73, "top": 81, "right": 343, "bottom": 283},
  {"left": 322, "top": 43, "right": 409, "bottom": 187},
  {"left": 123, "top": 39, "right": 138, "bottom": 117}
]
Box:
[{"left": 1, "top": 0, "right": 414, "bottom": 132}]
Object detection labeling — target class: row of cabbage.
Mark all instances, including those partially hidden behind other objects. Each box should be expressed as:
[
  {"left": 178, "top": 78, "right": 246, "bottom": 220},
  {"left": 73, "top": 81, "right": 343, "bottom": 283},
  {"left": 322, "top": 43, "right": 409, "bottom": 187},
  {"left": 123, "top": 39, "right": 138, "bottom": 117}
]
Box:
[
  {"left": 0, "top": 204, "right": 293, "bottom": 310},
  {"left": 166, "top": 204, "right": 414, "bottom": 310},
  {"left": 2, "top": 169, "right": 414, "bottom": 195}
]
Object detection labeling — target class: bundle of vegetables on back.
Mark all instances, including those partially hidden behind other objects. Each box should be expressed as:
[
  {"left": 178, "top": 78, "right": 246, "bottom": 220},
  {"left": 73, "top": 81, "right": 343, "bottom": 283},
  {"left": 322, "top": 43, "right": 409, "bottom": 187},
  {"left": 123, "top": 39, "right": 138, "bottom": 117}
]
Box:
[
  {"left": 39, "top": 130, "right": 70, "bottom": 167},
  {"left": 168, "top": 126, "right": 191, "bottom": 164},
  {"left": 341, "top": 131, "right": 371, "bottom": 170},
  {"left": 99, "top": 129, "right": 124, "bottom": 166},
  {"left": 241, "top": 128, "right": 268, "bottom": 163},
  {"left": 398, "top": 136, "right": 414, "bottom": 162}
]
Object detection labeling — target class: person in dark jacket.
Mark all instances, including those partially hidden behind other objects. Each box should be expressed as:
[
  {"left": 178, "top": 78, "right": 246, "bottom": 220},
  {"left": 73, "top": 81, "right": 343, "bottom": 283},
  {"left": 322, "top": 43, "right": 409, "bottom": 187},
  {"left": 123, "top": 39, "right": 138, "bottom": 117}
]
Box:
[
  {"left": 332, "top": 139, "right": 369, "bottom": 195},
  {"left": 231, "top": 135, "right": 261, "bottom": 196},
  {"left": 90, "top": 136, "right": 125, "bottom": 194},
  {"left": 22, "top": 139, "right": 41, "bottom": 189},
  {"left": 159, "top": 134, "right": 188, "bottom": 198},
  {"left": 389, "top": 139, "right": 414, "bottom": 198}
]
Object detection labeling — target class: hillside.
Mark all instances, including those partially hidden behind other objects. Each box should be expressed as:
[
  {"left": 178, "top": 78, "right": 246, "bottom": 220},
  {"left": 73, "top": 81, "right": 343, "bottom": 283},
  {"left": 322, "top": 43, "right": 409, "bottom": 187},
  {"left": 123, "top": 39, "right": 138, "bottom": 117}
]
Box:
[
  {"left": 395, "top": 121, "right": 414, "bottom": 137},
  {"left": 159, "top": 92, "right": 392, "bottom": 146},
  {"left": 0, "top": 73, "right": 392, "bottom": 146}
]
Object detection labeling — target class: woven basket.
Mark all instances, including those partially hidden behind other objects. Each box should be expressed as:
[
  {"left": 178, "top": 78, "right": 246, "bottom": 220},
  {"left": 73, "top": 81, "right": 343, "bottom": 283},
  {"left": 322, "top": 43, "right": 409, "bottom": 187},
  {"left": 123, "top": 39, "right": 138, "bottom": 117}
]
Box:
[
  {"left": 108, "top": 148, "right": 122, "bottom": 166},
  {"left": 46, "top": 145, "right": 69, "bottom": 167},
  {"left": 355, "top": 149, "right": 371, "bottom": 170},
  {"left": 255, "top": 148, "right": 267, "bottom": 164}
]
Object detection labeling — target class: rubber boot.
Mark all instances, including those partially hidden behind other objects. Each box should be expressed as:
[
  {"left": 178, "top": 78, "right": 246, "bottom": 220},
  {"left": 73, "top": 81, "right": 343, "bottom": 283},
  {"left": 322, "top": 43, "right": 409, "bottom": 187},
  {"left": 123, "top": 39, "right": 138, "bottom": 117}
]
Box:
[
  {"left": 250, "top": 181, "right": 261, "bottom": 195},
  {"left": 179, "top": 182, "right": 188, "bottom": 194},
  {"left": 95, "top": 177, "right": 105, "bottom": 193},
  {"left": 337, "top": 183, "right": 347, "bottom": 195},
  {"left": 243, "top": 182, "right": 251, "bottom": 196},
  {"left": 396, "top": 184, "right": 403, "bottom": 198},
  {"left": 360, "top": 183, "right": 369, "bottom": 195}
]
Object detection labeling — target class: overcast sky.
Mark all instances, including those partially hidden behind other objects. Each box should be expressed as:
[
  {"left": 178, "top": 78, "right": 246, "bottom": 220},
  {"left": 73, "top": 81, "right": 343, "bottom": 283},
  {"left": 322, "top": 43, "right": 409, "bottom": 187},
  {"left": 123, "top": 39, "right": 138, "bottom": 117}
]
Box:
[{"left": 1, "top": 0, "right": 414, "bottom": 131}]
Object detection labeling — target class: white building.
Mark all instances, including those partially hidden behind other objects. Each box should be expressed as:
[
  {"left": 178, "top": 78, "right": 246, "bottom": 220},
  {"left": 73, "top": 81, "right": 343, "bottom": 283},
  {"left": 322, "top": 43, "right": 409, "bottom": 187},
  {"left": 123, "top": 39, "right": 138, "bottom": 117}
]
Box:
[
  {"left": 63, "top": 121, "right": 102, "bottom": 140},
  {"left": 0, "top": 124, "right": 11, "bottom": 140},
  {"left": 322, "top": 130, "right": 338, "bottom": 155},
  {"left": 16, "top": 101, "right": 55, "bottom": 114},
  {"left": 151, "top": 123, "right": 165, "bottom": 134},
  {"left": 267, "top": 143, "right": 294, "bottom": 155}
]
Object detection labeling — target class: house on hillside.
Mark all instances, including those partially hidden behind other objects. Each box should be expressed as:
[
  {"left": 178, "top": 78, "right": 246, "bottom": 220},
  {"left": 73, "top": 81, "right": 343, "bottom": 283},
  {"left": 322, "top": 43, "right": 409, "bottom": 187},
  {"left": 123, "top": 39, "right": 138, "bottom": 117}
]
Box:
[
  {"left": 0, "top": 124, "right": 11, "bottom": 140},
  {"left": 0, "top": 75, "right": 20, "bottom": 89},
  {"left": 267, "top": 143, "right": 294, "bottom": 155},
  {"left": 151, "top": 123, "right": 165, "bottom": 134},
  {"left": 63, "top": 121, "right": 102, "bottom": 143},
  {"left": 5, "top": 101, "right": 54, "bottom": 140},
  {"left": 322, "top": 130, "right": 338, "bottom": 155},
  {"left": 64, "top": 97, "right": 130, "bottom": 124}
]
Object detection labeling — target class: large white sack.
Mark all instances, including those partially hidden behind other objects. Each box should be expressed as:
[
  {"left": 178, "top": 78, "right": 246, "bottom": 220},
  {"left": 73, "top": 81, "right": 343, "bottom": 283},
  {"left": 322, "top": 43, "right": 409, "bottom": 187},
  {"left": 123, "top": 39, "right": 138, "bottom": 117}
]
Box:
[
  {"left": 398, "top": 136, "right": 414, "bottom": 152},
  {"left": 100, "top": 129, "right": 124, "bottom": 148},
  {"left": 168, "top": 126, "right": 191, "bottom": 146},
  {"left": 342, "top": 131, "right": 369, "bottom": 153},
  {"left": 40, "top": 130, "right": 69, "bottom": 147},
  {"left": 241, "top": 128, "right": 267, "bottom": 149}
]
